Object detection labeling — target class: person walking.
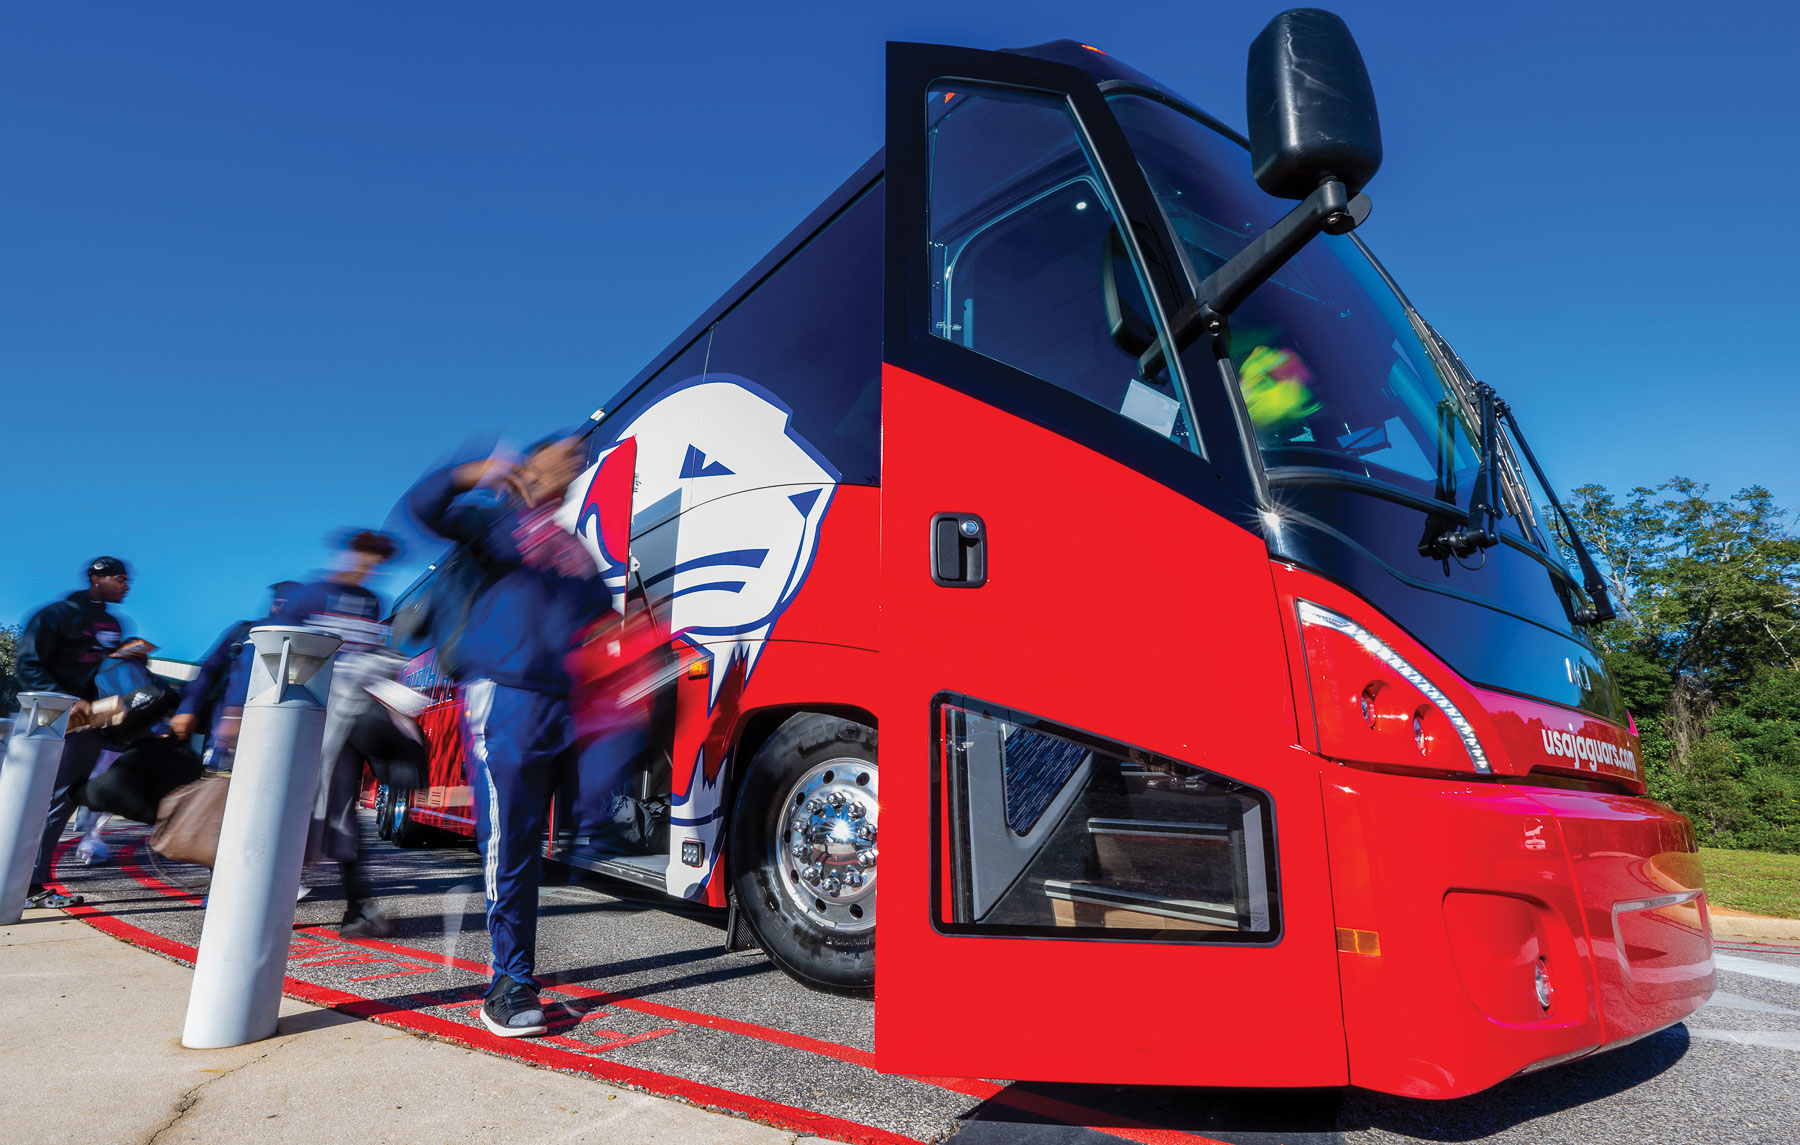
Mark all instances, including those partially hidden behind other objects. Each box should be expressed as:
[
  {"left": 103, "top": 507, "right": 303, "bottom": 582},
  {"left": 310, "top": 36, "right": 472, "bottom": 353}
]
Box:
[
  {"left": 69, "top": 637, "right": 204, "bottom": 850},
  {"left": 287, "top": 531, "right": 399, "bottom": 937},
  {"left": 405, "top": 434, "right": 611, "bottom": 1037},
  {"left": 14, "top": 556, "right": 131, "bottom": 909},
  {"left": 170, "top": 581, "right": 303, "bottom": 769}
]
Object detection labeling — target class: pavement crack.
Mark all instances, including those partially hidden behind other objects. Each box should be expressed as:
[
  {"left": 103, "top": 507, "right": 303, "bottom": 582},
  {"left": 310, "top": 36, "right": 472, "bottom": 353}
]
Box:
[{"left": 141, "top": 1037, "right": 294, "bottom": 1145}]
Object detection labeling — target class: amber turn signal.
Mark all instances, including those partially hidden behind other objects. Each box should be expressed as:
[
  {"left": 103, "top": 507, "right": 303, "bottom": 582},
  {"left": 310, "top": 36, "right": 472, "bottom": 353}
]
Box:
[{"left": 1335, "top": 927, "right": 1381, "bottom": 956}]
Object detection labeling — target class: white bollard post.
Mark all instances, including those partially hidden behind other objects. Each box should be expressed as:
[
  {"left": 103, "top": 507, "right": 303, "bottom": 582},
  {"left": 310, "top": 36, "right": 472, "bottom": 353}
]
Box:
[
  {"left": 182, "top": 625, "right": 341, "bottom": 1049},
  {"left": 0, "top": 693, "right": 78, "bottom": 925}
]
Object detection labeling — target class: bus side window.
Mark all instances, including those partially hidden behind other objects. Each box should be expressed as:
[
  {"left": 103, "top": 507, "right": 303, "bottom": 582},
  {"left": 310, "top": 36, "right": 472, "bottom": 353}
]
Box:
[{"left": 926, "top": 85, "right": 1193, "bottom": 449}]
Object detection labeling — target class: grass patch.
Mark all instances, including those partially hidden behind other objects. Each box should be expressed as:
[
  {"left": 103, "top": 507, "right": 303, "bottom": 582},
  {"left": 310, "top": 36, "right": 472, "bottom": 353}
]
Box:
[{"left": 1699, "top": 848, "right": 1800, "bottom": 919}]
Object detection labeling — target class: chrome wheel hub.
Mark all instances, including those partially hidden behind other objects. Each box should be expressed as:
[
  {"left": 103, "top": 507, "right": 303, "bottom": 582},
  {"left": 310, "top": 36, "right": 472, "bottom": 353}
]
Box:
[{"left": 771, "top": 756, "right": 878, "bottom": 934}]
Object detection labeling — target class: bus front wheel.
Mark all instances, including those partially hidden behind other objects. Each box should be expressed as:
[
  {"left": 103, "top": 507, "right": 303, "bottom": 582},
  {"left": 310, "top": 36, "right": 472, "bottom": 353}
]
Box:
[{"left": 729, "top": 713, "right": 877, "bottom": 992}]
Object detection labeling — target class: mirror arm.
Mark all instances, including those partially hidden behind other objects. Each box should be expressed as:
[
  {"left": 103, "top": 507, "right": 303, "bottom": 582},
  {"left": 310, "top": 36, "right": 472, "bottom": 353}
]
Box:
[{"left": 1169, "top": 179, "right": 1371, "bottom": 348}]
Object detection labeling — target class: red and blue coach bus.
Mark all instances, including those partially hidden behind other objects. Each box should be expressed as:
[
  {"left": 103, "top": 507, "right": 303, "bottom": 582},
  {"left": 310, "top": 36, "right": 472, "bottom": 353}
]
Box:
[{"left": 379, "top": 12, "right": 1713, "bottom": 1098}]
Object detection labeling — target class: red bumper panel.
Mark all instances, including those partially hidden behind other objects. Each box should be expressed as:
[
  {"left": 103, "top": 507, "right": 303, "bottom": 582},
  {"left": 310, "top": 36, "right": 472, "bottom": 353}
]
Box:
[
  {"left": 1324, "top": 771, "right": 1713, "bottom": 1098},
  {"left": 1521, "top": 789, "right": 1714, "bottom": 1042},
  {"left": 1323, "top": 769, "right": 1602, "bottom": 1097}
]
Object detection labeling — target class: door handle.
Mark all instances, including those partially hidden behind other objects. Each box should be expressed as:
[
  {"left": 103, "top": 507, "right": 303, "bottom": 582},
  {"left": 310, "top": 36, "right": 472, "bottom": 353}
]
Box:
[{"left": 931, "top": 513, "right": 987, "bottom": 588}]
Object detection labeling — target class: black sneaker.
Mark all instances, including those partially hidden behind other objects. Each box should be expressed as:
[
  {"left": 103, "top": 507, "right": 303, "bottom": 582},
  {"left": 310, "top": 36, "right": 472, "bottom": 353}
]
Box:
[
  {"left": 479, "top": 975, "right": 547, "bottom": 1038},
  {"left": 25, "top": 886, "right": 84, "bottom": 909}
]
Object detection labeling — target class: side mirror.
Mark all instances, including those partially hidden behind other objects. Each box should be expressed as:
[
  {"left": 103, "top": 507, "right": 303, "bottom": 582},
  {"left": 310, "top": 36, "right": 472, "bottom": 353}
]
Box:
[{"left": 1247, "top": 9, "right": 1382, "bottom": 200}]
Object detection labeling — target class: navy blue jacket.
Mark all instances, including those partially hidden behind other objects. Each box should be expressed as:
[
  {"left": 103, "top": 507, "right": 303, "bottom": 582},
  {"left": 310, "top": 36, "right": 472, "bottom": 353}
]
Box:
[
  {"left": 16, "top": 590, "right": 125, "bottom": 699},
  {"left": 175, "top": 589, "right": 306, "bottom": 733},
  {"left": 405, "top": 465, "right": 609, "bottom": 694},
  {"left": 176, "top": 619, "right": 254, "bottom": 734}
]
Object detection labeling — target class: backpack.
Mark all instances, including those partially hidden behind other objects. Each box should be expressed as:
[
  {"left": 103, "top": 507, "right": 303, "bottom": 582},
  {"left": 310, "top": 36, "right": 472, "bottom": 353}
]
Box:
[{"left": 389, "top": 545, "right": 495, "bottom": 680}]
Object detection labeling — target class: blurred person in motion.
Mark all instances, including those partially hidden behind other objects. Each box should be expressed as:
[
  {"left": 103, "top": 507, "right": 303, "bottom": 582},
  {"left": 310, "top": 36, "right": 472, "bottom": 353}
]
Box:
[
  {"left": 15, "top": 556, "right": 130, "bottom": 909},
  {"left": 566, "top": 600, "right": 666, "bottom": 858},
  {"left": 72, "top": 637, "right": 199, "bottom": 850},
  {"left": 170, "top": 581, "right": 303, "bottom": 770},
  {"left": 287, "top": 530, "right": 401, "bottom": 937},
  {"left": 406, "top": 432, "right": 611, "bottom": 1038}
]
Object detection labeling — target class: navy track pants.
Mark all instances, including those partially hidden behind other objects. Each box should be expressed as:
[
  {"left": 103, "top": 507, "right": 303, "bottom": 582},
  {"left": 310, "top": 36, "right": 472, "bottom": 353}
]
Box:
[{"left": 459, "top": 678, "right": 636, "bottom": 988}]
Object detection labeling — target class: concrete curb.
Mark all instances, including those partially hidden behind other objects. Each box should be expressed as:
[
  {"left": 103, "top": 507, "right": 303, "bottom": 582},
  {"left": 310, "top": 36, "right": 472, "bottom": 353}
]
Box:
[{"left": 1711, "top": 908, "right": 1800, "bottom": 944}]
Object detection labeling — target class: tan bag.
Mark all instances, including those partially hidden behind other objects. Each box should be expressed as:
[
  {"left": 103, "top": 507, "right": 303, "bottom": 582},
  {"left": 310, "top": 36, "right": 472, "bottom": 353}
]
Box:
[{"left": 149, "top": 775, "right": 231, "bottom": 868}]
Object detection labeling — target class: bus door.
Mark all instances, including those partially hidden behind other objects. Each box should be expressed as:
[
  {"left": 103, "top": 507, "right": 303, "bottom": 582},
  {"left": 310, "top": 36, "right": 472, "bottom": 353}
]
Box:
[{"left": 875, "top": 43, "right": 1346, "bottom": 1086}]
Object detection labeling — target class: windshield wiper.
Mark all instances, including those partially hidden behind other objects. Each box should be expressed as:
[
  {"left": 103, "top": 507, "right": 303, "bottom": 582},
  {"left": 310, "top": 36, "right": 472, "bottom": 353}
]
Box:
[
  {"left": 1416, "top": 382, "right": 1616, "bottom": 625},
  {"left": 1496, "top": 401, "right": 1616, "bottom": 625},
  {"left": 1421, "top": 380, "right": 1502, "bottom": 560}
]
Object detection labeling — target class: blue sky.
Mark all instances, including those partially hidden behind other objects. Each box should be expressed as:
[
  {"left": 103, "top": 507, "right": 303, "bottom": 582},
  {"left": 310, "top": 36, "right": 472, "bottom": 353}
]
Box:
[{"left": 5, "top": 1, "right": 1796, "bottom": 659}]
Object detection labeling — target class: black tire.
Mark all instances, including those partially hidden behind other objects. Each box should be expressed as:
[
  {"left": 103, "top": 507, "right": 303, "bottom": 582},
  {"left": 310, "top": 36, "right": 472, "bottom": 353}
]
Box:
[
  {"left": 374, "top": 785, "right": 395, "bottom": 841},
  {"left": 728, "top": 713, "right": 877, "bottom": 992},
  {"left": 391, "top": 794, "right": 430, "bottom": 848}
]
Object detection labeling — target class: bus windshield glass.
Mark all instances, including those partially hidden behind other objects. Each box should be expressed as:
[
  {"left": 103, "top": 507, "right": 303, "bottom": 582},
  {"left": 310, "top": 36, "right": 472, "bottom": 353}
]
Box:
[{"left": 1109, "top": 94, "right": 1497, "bottom": 514}]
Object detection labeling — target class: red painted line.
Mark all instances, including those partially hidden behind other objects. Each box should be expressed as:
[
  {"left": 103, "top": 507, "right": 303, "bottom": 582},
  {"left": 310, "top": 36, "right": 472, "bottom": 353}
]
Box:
[
  {"left": 45, "top": 888, "right": 918, "bottom": 1144},
  {"left": 265, "top": 977, "right": 921, "bottom": 1145},
  {"left": 115, "top": 844, "right": 205, "bottom": 905},
  {"left": 546, "top": 999, "right": 626, "bottom": 1034},
  {"left": 587, "top": 1028, "right": 679, "bottom": 1053},
  {"left": 297, "top": 954, "right": 390, "bottom": 967},
  {"left": 299, "top": 931, "right": 1229, "bottom": 1144},
  {"left": 308, "top": 926, "right": 883, "bottom": 1069},
  {"left": 58, "top": 843, "right": 1229, "bottom": 1145},
  {"left": 52, "top": 892, "right": 201, "bottom": 965},
  {"left": 547, "top": 1028, "right": 678, "bottom": 1054},
  {"left": 348, "top": 965, "right": 444, "bottom": 982}
]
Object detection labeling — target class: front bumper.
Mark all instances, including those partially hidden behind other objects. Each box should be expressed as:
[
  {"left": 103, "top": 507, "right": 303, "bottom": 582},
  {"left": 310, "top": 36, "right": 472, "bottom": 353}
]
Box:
[{"left": 1322, "top": 768, "right": 1713, "bottom": 1098}]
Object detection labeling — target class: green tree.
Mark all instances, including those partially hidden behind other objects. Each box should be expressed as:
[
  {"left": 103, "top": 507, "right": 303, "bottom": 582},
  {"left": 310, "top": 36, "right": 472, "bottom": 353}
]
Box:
[
  {"left": 1568, "top": 479, "right": 1800, "bottom": 695},
  {"left": 0, "top": 623, "right": 20, "bottom": 715},
  {"left": 1564, "top": 479, "right": 1800, "bottom": 852}
]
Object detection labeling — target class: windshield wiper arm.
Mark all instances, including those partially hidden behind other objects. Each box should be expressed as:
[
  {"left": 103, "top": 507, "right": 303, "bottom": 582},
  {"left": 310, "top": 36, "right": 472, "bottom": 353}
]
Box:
[{"left": 1496, "top": 402, "right": 1617, "bottom": 625}]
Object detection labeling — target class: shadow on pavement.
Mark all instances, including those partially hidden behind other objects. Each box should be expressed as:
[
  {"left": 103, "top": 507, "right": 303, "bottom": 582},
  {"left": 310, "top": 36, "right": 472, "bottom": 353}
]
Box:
[
  {"left": 276, "top": 1007, "right": 363, "bottom": 1036},
  {"left": 1338, "top": 1024, "right": 1691, "bottom": 1141},
  {"left": 952, "top": 1083, "right": 1343, "bottom": 1144}
]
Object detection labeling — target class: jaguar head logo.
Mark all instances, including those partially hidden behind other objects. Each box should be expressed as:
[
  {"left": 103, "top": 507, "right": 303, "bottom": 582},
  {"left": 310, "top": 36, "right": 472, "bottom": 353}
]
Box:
[{"left": 562, "top": 374, "right": 838, "bottom": 705}]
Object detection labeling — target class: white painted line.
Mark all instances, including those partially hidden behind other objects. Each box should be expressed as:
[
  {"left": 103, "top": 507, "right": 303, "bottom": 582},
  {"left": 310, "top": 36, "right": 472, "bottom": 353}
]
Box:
[
  {"left": 1703, "top": 990, "right": 1800, "bottom": 1017},
  {"left": 540, "top": 887, "right": 610, "bottom": 904},
  {"left": 1688, "top": 1027, "right": 1800, "bottom": 1052},
  {"left": 1716, "top": 952, "right": 1800, "bottom": 987}
]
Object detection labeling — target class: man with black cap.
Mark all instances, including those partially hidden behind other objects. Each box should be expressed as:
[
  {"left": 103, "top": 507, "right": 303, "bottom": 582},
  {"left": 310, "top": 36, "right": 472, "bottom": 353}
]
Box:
[{"left": 15, "top": 556, "right": 131, "bottom": 909}]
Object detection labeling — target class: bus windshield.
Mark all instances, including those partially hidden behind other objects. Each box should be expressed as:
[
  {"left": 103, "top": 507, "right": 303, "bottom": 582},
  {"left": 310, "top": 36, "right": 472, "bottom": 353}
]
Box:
[{"left": 1109, "top": 93, "right": 1530, "bottom": 530}]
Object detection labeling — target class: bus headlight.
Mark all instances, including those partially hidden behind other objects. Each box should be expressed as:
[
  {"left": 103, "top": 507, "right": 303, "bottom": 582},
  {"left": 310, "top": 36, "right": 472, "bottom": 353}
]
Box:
[{"left": 1296, "top": 600, "right": 1491, "bottom": 774}]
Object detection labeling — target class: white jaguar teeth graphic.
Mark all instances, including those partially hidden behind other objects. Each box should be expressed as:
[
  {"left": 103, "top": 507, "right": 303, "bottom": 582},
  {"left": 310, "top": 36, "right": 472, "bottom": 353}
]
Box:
[{"left": 562, "top": 374, "right": 839, "bottom": 706}]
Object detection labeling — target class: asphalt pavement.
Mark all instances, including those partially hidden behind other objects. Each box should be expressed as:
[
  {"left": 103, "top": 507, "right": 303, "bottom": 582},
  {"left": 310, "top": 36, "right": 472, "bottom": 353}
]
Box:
[{"left": 33, "top": 813, "right": 1800, "bottom": 1145}]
